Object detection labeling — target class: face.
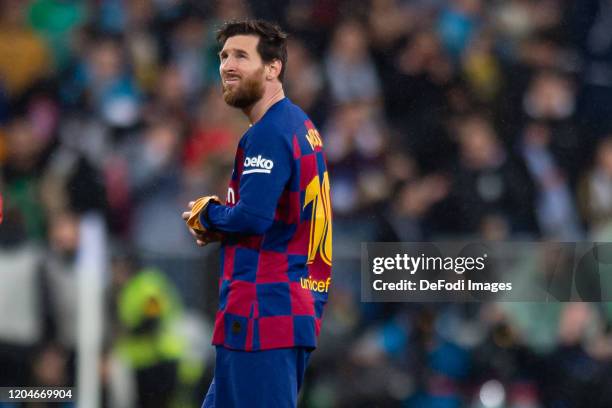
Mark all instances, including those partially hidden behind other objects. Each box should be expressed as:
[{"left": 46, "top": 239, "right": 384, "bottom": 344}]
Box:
[
  {"left": 597, "top": 139, "right": 612, "bottom": 175},
  {"left": 219, "top": 35, "right": 266, "bottom": 108}
]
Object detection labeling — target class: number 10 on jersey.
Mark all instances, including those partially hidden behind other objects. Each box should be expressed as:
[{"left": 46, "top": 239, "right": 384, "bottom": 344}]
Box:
[{"left": 304, "top": 171, "right": 332, "bottom": 266}]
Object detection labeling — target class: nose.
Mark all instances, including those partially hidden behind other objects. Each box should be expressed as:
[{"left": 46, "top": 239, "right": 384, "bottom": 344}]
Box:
[{"left": 220, "top": 55, "right": 237, "bottom": 74}]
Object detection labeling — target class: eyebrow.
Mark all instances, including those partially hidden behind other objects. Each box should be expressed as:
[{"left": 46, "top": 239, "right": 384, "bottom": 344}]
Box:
[{"left": 218, "top": 48, "right": 248, "bottom": 58}]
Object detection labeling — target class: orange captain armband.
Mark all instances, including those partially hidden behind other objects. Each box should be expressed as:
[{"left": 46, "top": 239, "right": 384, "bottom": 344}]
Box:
[{"left": 186, "top": 195, "right": 220, "bottom": 232}]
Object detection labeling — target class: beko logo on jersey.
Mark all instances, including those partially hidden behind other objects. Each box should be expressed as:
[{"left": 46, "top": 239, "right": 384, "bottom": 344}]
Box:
[{"left": 243, "top": 155, "right": 274, "bottom": 174}]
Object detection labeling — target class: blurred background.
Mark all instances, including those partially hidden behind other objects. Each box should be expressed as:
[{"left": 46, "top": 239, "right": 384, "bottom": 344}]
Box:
[{"left": 1, "top": 0, "right": 612, "bottom": 407}]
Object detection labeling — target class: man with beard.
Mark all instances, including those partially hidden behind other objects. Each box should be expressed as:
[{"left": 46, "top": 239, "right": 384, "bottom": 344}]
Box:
[{"left": 181, "top": 20, "right": 333, "bottom": 408}]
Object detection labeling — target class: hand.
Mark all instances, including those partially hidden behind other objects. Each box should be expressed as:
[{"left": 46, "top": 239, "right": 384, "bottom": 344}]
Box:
[
  {"left": 184, "top": 195, "right": 220, "bottom": 232},
  {"left": 182, "top": 199, "right": 224, "bottom": 246}
]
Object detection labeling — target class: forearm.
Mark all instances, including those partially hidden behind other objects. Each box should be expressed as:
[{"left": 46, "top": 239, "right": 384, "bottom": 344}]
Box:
[{"left": 201, "top": 202, "right": 273, "bottom": 235}]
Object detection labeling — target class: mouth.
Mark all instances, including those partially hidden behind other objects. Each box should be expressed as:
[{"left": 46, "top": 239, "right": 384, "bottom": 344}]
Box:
[{"left": 223, "top": 76, "right": 241, "bottom": 86}]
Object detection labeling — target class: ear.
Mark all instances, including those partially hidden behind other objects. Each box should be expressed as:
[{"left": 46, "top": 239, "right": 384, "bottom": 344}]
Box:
[{"left": 265, "top": 59, "right": 282, "bottom": 81}]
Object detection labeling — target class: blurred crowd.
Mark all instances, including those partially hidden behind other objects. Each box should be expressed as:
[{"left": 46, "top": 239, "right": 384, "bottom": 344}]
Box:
[{"left": 2, "top": 0, "right": 612, "bottom": 407}]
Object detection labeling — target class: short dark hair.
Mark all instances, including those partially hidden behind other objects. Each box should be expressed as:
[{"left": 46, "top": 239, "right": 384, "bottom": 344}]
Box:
[{"left": 216, "top": 19, "right": 288, "bottom": 82}]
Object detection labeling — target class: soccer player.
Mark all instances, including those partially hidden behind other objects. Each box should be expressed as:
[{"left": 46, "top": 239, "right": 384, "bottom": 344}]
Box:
[{"left": 181, "top": 20, "right": 333, "bottom": 408}]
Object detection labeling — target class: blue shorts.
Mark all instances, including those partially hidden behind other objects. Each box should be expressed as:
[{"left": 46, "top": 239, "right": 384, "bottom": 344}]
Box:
[{"left": 201, "top": 346, "right": 311, "bottom": 408}]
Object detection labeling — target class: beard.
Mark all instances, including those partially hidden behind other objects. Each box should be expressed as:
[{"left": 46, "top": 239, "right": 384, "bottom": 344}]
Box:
[{"left": 222, "top": 68, "right": 265, "bottom": 109}]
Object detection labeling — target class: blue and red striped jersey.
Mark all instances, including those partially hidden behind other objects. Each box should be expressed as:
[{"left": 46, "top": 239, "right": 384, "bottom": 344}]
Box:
[{"left": 205, "top": 97, "right": 333, "bottom": 351}]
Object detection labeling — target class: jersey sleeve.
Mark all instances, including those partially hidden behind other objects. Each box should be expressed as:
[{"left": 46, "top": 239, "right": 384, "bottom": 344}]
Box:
[{"left": 202, "top": 126, "right": 293, "bottom": 234}]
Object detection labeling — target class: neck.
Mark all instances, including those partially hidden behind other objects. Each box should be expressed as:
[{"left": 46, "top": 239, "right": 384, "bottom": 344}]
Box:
[{"left": 244, "top": 84, "right": 285, "bottom": 124}]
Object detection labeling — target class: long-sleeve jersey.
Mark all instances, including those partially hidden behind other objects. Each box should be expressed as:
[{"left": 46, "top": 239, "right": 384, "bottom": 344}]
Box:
[{"left": 201, "top": 97, "right": 333, "bottom": 351}]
